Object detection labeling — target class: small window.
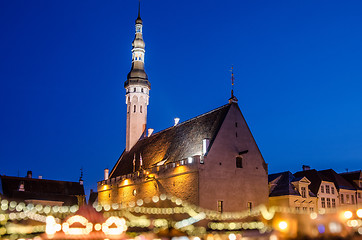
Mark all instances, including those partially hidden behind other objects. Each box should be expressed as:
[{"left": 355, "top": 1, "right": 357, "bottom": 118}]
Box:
[
  {"left": 326, "top": 185, "right": 330, "bottom": 194},
  {"left": 358, "top": 192, "right": 361, "bottom": 198},
  {"left": 327, "top": 198, "right": 331, "bottom": 208},
  {"left": 351, "top": 195, "right": 355, "bottom": 204},
  {"left": 140, "top": 105, "right": 142, "bottom": 113},
  {"left": 321, "top": 197, "right": 326, "bottom": 208},
  {"left": 134, "top": 88, "right": 136, "bottom": 92},
  {"left": 332, "top": 198, "right": 336, "bottom": 208},
  {"left": 141, "top": 88, "right": 144, "bottom": 93},
  {"left": 134, "top": 105, "right": 136, "bottom": 113},
  {"left": 235, "top": 122, "right": 238, "bottom": 127},
  {"left": 309, "top": 207, "right": 314, "bottom": 212},
  {"left": 331, "top": 186, "right": 335, "bottom": 194},
  {"left": 217, "top": 200, "right": 223, "bottom": 213},
  {"left": 321, "top": 185, "right": 324, "bottom": 193},
  {"left": 346, "top": 194, "right": 350, "bottom": 203},
  {"left": 303, "top": 207, "right": 307, "bottom": 212},
  {"left": 295, "top": 207, "right": 300, "bottom": 212},
  {"left": 235, "top": 132, "right": 238, "bottom": 138},
  {"left": 341, "top": 194, "right": 344, "bottom": 204},
  {"left": 236, "top": 157, "right": 243, "bottom": 168},
  {"left": 247, "top": 202, "right": 252, "bottom": 213}
]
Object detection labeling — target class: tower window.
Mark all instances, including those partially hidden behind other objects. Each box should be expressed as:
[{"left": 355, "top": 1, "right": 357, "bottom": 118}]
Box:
[
  {"left": 140, "top": 106, "right": 142, "bottom": 113},
  {"left": 235, "top": 122, "right": 238, "bottom": 127},
  {"left": 141, "top": 88, "right": 144, "bottom": 93},
  {"left": 134, "top": 88, "right": 136, "bottom": 92},
  {"left": 236, "top": 157, "right": 243, "bottom": 168},
  {"left": 134, "top": 105, "right": 136, "bottom": 113}
]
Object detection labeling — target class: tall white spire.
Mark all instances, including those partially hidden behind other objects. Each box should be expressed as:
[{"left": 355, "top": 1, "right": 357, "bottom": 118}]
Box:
[{"left": 124, "top": 2, "right": 150, "bottom": 151}]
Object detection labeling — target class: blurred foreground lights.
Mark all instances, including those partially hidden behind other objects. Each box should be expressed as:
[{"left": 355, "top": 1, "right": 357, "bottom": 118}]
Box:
[
  {"left": 310, "top": 212, "right": 318, "bottom": 220},
  {"left": 329, "top": 222, "right": 342, "bottom": 233},
  {"left": 46, "top": 216, "right": 57, "bottom": 235},
  {"left": 228, "top": 233, "right": 236, "bottom": 240},
  {"left": 358, "top": 227, "right": 362, "bottom": 235},
  {"left": 344, "top": 210, "right": 353, "bottom": 219},
  {"left": 269, "top": 234, "right": 278, "bottom": 240},
  {"left": 278, "top": 221, "right": 288, "bottom": 231},
  {"left": 357, "top": 209, "right": 362, "bottom": 218}
]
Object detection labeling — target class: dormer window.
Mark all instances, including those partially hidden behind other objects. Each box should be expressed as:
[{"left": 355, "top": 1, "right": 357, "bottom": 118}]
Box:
[
  {"left": 321, "top": 185, "right": 324, "bottom": 193},
  {"left": 18, "top": 181, "right": 25, "bottom": 191},
  {"left": 301, "top": 187, "right": 306, "bottom": 198}
]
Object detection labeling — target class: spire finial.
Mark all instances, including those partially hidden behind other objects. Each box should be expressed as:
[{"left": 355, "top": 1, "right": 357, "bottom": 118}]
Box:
[{"left": 138, "top": 0, "right": 141, "bottom": 19}]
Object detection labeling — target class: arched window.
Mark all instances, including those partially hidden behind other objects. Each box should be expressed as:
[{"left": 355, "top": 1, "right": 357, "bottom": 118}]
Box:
[
  {"left": 141, "top": 88, "right": 144, "bottom": 93},
  {"left": 236, "top": 157, "right": 243, "bottom": 168},
  {"left": 140, "top": 105, "right": 142, "bottom": 113},
  {"left": 134, "top": 88, "right": 136, "bottom": 92},
  {"left": 134, "top": 105, "right": 136, "bottom": 113}
]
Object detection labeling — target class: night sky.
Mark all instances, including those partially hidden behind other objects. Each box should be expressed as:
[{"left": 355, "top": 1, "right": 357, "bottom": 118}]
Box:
[{"left": 1, "top": 0, "right": 361, "bottom": 197}]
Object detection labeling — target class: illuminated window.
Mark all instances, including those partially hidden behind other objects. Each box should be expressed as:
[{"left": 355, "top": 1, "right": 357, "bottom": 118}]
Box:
[
  {"left": 321, "top": 185, "right": 324, "bottom": 193},
  {"left": 133, "top": 189, "right": 137, "bottom": 196},
  {"left": 327, "top": 198, "right": 331, "bottom": 208},
  {"left": 301, "top": 187, "right": 306, "bottom": 198},
  {"left": 341, "top": 194, "right": 344, "bottom": 204},
  {"left": 346, "top": 194, "right": 350, "bottom": 203},
  {"left": 217, "top": 201, "right": 223, "bottom": 213},
  {"left": 247, "top": 202, "right": 252, "bottom": 213},
  {"left": 331, "top": 186, "right": 335, "bottom": 194},
  {"left": 351, "top": 195, "right": 354, "bottom": 204},
  {"left": 321, "top": 197, "right": 325, "bottom": 208},
  {"left": 236, "top": 157, "right": 243, "bottom": 168},
  {"left": 332, "top": 199, "right": 336, "bottom": 208},
  {"left": 326, "top": 185, "right": 330, "bottom": 194}
]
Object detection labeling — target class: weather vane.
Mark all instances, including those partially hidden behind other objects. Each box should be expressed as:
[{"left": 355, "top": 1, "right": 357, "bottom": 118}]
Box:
[{"left": 230, "top": 65, "right": 235, "bottom": 98}]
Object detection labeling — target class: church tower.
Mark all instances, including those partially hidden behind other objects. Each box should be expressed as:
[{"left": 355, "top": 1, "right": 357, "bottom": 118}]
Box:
[{"left": 124, "top": 3, "right": 150, "bottom": 152}]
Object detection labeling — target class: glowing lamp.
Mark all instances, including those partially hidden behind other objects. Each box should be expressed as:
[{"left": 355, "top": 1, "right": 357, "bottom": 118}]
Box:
[
  {"left": 344, "top": 211, "right": 353, "bottom": 219},
  {"left": 278, "top": 221, "right": 288, "bottom": 230},
  {"left": 357, "top": 209, "right": 362, "bottom": 218}
]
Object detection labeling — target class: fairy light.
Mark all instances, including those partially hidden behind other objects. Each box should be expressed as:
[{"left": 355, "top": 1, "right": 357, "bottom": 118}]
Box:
[{"left": 102, "top": 216, "right": 127, "bottom": 235}]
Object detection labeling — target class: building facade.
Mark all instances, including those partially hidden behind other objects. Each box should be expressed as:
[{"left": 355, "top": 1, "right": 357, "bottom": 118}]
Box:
[{"left": 97, "top": 6, "right": 269, "bottom": 212}]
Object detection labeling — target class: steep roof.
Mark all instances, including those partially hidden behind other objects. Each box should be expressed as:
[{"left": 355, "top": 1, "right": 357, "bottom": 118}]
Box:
[
  {"left": 0, "top": 175, "right": 85, "bottom": 205},
  {"left": 268, "top": 171, "right": 300, "bottom": 197},
  {"left": 110, "top": 103, "right": 232, "bottom": 178},
  {"left": 340, "top": 170, "right": 362, "bottom": 190},
  {"left": 293, "top": 169, "right": 323, "bottom": 195},
  {"left": 318, "top": 169, "right": 356, "bottom": 191}
]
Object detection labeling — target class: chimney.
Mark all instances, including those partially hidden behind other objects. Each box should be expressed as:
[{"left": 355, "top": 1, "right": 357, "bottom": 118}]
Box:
[
  {"left": 27, "top": 171, "right": 32, "bottom": 178},
  {"left": 148, "top": 128, "right": 154, "bottom": 137},
  {"left": 174, "top": 118, "right": 180, "bottom": 126},
  {"left": 302, "top": 165, "right": 311, "bottom": 171},
  {"left": 202, "top": 139, "right": 210, "bottom": 155},
  {"left": 38, "top": 176, "right": 42, "bottom": 179},
  {"left": 104, "top": 168, "right": 109, "bottom": 180}
]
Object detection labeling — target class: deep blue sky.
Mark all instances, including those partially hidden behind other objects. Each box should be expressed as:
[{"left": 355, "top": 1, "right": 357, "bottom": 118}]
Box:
[{"left": 1, "top": 0, "right": 361, "bottom": 197}]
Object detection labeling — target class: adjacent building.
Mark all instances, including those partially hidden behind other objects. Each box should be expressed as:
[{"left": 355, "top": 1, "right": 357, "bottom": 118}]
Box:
[
  {"left": 268, "top": 171, "right": 317, "bottom": 212},
  {"left": 0, "top": 171, "right": 85, "bottom": 206}
]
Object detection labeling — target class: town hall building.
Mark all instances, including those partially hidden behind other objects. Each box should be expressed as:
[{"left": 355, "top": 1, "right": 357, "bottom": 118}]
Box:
[{"left": 97, "top": 5, "right": 268, "bottom": 213}]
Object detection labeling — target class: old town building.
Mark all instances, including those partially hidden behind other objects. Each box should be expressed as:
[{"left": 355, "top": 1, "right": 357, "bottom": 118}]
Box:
[{"left": 97, "top": 5, "right": 269, "bottom": 212}]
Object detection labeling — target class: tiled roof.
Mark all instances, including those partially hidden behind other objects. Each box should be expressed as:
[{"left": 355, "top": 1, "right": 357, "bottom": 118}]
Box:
[
  {"left": 0, "top": 175, "right": 85, "bottom": 205},
  {"left": 318, "top": 169, "right": 356, "bottom": 191},
  {"left": 340, "top": 170, "right": 362, "bottom": 190},
  {"left": 110, "top": 103, "right": 232, "bottom": 178},
  {"left": 268, "top": 171, "right": 300, "bottom": 197}
]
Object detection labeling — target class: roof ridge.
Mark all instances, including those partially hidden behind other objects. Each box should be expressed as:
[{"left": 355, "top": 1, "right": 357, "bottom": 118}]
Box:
[{"left": 140, "top": 103, "right": 231, "bottom": 140}]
